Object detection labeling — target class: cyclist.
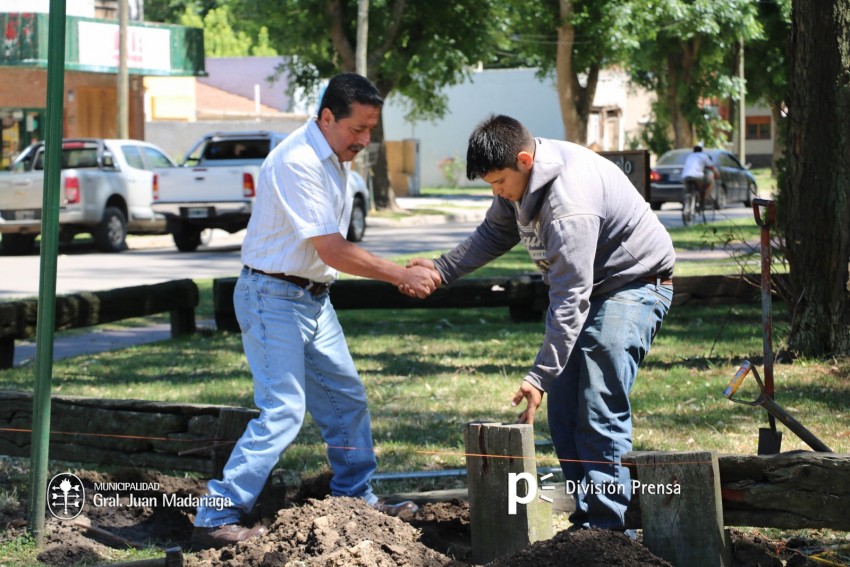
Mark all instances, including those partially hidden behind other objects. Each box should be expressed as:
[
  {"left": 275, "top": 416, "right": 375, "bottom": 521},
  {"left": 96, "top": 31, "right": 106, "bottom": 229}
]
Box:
[{"left": 681, "top": 145, "right": 719, "bottom": 203}]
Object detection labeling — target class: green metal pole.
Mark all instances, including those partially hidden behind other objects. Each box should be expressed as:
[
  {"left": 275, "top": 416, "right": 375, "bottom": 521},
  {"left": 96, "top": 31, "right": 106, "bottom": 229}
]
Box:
[{"left": 29, "top": 0, "right": 66, "bottom": 547}]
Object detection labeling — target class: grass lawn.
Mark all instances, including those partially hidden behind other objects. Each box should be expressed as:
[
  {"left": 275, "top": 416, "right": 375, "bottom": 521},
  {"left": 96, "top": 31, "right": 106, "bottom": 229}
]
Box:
[{"left": 0, "top": 215, "right": 841, "bottom": 488}]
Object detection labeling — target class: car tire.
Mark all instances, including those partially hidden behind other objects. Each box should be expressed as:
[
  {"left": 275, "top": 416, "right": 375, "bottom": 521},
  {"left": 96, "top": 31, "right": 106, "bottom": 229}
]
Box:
[
  {"left": 93, "top": 207, "right": 128, "bottom": 253},
  {"left": 172, "top": 223, "right": 203, "bottom": 252},
  {"left": 1, "top": 233, "right": 37, "bottom": 255},
  {"left": 744, "top": 181, "right": 757, "bottom": 207},
  {"left": 346, "top": 197, "right": 367, "bottom": 242}
]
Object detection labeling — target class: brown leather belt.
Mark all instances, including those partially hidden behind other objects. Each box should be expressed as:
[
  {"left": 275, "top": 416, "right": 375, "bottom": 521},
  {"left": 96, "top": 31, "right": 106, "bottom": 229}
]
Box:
[
  {"left": 244, "top": 266, "right": 331, "bottom": 295},
  {"left": 640, "top": 274, "right": 673, "bottom": 286}
]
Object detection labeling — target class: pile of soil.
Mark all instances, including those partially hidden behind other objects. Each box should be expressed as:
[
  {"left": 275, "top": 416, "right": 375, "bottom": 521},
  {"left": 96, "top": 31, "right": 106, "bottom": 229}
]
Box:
[{"left": 0, "top": 464, "right": 834, "bottom": 566}]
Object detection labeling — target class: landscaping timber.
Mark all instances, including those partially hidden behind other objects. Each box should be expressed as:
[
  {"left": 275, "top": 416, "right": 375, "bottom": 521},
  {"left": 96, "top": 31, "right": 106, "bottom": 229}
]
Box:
[
  {"left": 212, "top": 274, "right": 786, "bottom": 332},
  {"left": 464, "top": 422, "right": 552, "bottom": 564},
  {"left": 0, "top": 279, "right": 199, "bottom": 369},
  {"left": 632, "top": 451, "right": 732, "bottom": 567},
  {"left": 718, "top": 451, "right": 850, "bottom": 530},
  {"left": 0, "top": 390, "right": 256, "bottom": 474}
]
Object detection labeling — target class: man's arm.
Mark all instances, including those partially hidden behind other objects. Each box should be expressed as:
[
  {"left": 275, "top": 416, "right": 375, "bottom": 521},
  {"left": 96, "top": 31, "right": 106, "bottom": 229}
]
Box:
[{"left": 311, "top": 233, "right": 440, "bottom": 298}]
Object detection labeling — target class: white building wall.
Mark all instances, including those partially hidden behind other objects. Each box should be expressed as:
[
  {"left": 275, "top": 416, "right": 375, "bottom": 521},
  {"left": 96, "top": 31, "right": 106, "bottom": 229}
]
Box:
[
  {"left": 382, "top": 68, "right": 564, "bottom": 187},
  {"left": 382, "top": 67, "right": 654, "bottom": 187}
]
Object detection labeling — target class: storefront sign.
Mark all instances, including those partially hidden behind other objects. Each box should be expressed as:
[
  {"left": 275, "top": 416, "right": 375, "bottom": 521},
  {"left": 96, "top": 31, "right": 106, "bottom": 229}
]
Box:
[{"left": 77, "top": 20, "right": 171, "bottom": 73}]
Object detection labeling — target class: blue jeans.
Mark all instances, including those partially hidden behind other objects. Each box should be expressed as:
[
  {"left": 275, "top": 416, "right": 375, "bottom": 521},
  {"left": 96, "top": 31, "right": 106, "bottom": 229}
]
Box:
[
  {"left": 195, "top": 269, "right": 378, "bottom": 527},
  {"left": 547, "top": 281, "right": 672, "bottom": 529}
]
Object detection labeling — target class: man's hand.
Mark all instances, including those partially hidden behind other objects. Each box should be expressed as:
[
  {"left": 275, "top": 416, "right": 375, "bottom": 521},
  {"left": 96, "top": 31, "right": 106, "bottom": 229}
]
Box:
[
  {"left": 398, "top": 258, "right": 442, "bottom": 298},
  {"left": 511, "top": 380, "right": 544, "bottom": 424},
  {"left": 398, "top": 264, "right": 441, "bottom": 298}
]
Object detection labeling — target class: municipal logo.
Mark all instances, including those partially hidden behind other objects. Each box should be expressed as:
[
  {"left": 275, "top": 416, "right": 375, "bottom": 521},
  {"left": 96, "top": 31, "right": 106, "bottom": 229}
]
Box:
[{"left": 47, "top": 473, "right": 85, "bottom": 520}]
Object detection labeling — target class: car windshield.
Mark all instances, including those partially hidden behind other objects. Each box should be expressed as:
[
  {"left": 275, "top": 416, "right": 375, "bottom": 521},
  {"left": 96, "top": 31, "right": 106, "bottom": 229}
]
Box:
[{"left": 656, "top": 151, "right": 691, "bottom": 166}]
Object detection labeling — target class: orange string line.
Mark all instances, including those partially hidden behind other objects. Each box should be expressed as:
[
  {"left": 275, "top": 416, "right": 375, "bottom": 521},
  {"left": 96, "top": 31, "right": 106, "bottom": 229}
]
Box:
[{"left": 0, "top": 428, "right": 715, "bottom": 467}]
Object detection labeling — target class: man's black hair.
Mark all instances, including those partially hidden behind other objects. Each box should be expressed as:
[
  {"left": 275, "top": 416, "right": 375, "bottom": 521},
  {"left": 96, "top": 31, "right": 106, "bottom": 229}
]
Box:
[
  {"left": 466, "top": 114, "right": 534, "bottom": 180},
  {"left": 693, "top": 145, "right": 703, "bottom": 152},
  {"left": 318, "top": 73, "right": 383, "bottom": 121}
]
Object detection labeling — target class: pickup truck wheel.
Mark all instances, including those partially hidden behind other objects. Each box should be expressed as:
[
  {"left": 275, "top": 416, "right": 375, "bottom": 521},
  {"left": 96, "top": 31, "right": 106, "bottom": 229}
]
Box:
[
  {"left": 1, "top": 233, "right": 37, "bottom": 255},
  {"left": 346, "top": 198, "right": 367, "bottom": 242},
  {"left": 93, "top": 207, "right": 128, "bottom": 252},
  {"left": 173, "top": 224, "right": 203, "bottom": 252}
]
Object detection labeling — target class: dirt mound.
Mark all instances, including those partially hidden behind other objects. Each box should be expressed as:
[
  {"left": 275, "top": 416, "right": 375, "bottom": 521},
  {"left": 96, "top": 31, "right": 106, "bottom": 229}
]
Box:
[
  {"left": 187, "top": 497, "right": 455, "bottom": 567},
  {"left": 488, "top": 528, "right": 672, "bottom": 567}
]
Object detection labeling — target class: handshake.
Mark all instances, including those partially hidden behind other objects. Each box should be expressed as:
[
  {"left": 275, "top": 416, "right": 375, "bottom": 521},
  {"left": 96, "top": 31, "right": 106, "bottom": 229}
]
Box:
[{"left": 398, "top": 258, "right": 442, "bottom": 299}]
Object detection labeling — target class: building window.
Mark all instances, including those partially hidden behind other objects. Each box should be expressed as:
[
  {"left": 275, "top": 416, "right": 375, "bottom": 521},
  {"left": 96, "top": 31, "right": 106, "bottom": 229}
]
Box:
[{"left": 746, "top": 116, "right": 771, "bottom": 140}]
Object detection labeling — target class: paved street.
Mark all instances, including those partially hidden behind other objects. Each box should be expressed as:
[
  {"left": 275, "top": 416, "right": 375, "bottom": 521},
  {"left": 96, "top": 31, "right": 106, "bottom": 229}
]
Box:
[
  {"left": 3, "top": 198, "right": 761, "bottom": 367},
  {"left": 0, "top": 199, "right": 758, "bottom": 301}
]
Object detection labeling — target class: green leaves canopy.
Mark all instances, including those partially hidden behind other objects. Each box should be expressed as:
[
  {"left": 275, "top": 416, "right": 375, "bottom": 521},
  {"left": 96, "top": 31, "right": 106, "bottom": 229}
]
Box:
[{"left": 232, "top": 0, "right": 501, "bottom": 120}]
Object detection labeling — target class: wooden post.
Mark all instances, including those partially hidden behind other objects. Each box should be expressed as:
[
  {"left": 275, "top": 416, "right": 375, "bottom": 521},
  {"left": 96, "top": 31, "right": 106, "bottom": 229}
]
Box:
[
  {"left": 0, "top": 338, "right": 13, "bottom": 370},
  {"left": 213, "top": 278, "right": 239, "bottom": 333},
  {"left": 169, "top": 307, "right": 196, "bottom": 337},
  {"left": 632, "top": 451, "right": 731, "bottom": 567},
  {"left": 464, "top": 422, "right": 552, "bottom": 564}
]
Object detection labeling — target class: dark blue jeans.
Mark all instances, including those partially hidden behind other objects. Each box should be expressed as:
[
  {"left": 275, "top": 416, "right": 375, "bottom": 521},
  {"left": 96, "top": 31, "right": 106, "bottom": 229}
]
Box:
[{"left": 548, "top": 280, "right": 673, "bottom": 529}]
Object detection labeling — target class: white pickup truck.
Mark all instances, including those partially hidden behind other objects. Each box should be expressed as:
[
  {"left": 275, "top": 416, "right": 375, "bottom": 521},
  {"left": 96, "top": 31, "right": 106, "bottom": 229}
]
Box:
[
  {"left": 152, "top": 131, "right": 370, "bottom": 252},
  {"left": 0, "top": 139, "right": 176, "bottom": 254}
]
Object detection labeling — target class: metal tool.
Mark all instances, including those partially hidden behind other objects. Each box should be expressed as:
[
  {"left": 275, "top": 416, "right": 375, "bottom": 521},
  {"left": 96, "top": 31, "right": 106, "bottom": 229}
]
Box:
[
  {"left": 724, "top": 360, "right": 833, "bottom": 453},
  {"left": 752, "top": 198, "right": 782, "bottom": 454}
]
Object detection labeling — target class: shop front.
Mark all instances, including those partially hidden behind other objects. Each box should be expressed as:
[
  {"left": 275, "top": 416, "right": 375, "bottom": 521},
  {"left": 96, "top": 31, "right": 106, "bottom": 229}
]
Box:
[{"left": 0, "top": 11, "right": 204, "bottom": 165}]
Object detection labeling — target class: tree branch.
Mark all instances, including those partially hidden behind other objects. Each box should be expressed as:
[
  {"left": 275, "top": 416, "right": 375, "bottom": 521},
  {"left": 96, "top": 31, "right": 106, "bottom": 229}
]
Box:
[
  {"left": 328, "top": 0, "right": 356, "bottom": 72},
  {"left": 367, "top": 0, "right": 407, "bottom": 71}
]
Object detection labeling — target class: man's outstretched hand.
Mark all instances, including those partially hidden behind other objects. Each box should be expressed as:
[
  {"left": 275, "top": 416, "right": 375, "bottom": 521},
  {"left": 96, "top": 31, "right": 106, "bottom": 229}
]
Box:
[
  {"left": 512, "top": 380, "right": 544, "bottom": 424},
  {"left": 399, "top": 258, "right": 442, "bottom": 298}
]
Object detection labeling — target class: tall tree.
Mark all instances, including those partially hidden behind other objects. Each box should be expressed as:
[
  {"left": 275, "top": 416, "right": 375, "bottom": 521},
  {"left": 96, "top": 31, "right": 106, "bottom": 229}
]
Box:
[
  {"left": 628, "top": 0, "right": 761, "bottom": 151},
  {"left": 744, "top": 0, "right": 792, "bottom": 172},
  {"left": 234, "top": 0, "right": 500, "bottom": 209},
  {"left": 782, "top": 0, "right": 850, "bottom": 356},
  {"left": 500, "top": 0, "right": 633, "bottom": 144}
]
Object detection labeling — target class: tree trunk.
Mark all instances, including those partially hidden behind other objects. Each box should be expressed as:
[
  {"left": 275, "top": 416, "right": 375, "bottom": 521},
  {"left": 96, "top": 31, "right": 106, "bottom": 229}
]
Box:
[
  {"left": 770, "top": 102, "right": 784, "bottom": 176},
  {"left": 371, "top": 81, "right": 400, "bottom": 211},
  {"left": 554, "top": 1, "right": 600, "bottom": 144},
  {"left": 783, "top": 0, "right": 850, "bottom": 356}
]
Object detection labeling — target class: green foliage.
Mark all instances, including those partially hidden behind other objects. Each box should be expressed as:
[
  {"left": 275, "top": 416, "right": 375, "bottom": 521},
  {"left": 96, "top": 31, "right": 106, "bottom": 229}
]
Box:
[
  {"left": 437, "top": 156, "right": 466, "bottom": 188},
  {"left": 744, "top": 0, "right": 792, "bottom": 108},
  {"left": 627, "top": 0, "right": 763, "bottom": 148},
  {"left": 233, "top": 0, "right": 500, "bottom": 121},
  {"left": 178, "top": 3, "right": 277, "bottom": 57},
  {"left": 496, "top": 0, "right": 635, "bottom": 74}
]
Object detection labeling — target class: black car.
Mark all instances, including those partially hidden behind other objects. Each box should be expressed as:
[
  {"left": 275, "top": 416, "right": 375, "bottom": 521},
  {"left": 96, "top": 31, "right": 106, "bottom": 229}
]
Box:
[{"left": 649, "top": 149, "right": 758, "bottom": 210}]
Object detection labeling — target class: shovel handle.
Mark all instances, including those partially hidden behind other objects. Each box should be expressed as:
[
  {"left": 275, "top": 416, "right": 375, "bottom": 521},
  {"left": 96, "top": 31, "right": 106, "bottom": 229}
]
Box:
[{"left": 723, "top": 361, "right": 752, "bottom": 398}]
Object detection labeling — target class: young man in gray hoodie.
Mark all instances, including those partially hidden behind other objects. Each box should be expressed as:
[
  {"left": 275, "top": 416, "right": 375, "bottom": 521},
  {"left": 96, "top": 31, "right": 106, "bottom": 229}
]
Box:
[{"left": 408, "top": 114, "right": 675, "bottom": 531}]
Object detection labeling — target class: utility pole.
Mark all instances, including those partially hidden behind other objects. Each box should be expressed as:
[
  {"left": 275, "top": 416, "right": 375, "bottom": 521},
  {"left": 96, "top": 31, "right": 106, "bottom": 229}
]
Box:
[
  {"left": 737, "top": 38, "right": 746, "bottom": 163},
  {"left": 356, "top": 0, "right": 369, "bottom": 77},
  {"left": 30, "top": 0, "right": 66, "bottom": 546},
  {"left": 117, "top": 0, "right": 129, "bottom": 138}
]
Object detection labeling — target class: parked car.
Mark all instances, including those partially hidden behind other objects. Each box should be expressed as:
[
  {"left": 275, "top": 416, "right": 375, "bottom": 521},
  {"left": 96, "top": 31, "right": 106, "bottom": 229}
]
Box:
[
  {"left": 649, "top": 148, "right": 757, "bottom": 210},
  {"left": 0, "top": 139, "right": 175, "bottom": 254},
  {"left": 152, "top": 131, "right": 370, "bottom": 252}
]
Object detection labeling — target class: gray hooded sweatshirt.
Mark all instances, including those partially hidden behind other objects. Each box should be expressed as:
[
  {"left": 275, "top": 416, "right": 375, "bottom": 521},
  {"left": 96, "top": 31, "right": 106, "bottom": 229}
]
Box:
[{"left": 432, "top": 139, "right": 676, "bottom": 393}]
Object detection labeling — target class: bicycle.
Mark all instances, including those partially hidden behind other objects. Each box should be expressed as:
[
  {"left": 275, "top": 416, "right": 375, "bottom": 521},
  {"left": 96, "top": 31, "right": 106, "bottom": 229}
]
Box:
[{"left": 681, "top": 177, "right": 717, "bottom": 226}]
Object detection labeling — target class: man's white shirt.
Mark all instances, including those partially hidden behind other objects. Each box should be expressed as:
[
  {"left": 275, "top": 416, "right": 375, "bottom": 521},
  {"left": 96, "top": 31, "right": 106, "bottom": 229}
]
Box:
[{"left": 241, "top": 118, "right": 352, "bottom": 282}]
